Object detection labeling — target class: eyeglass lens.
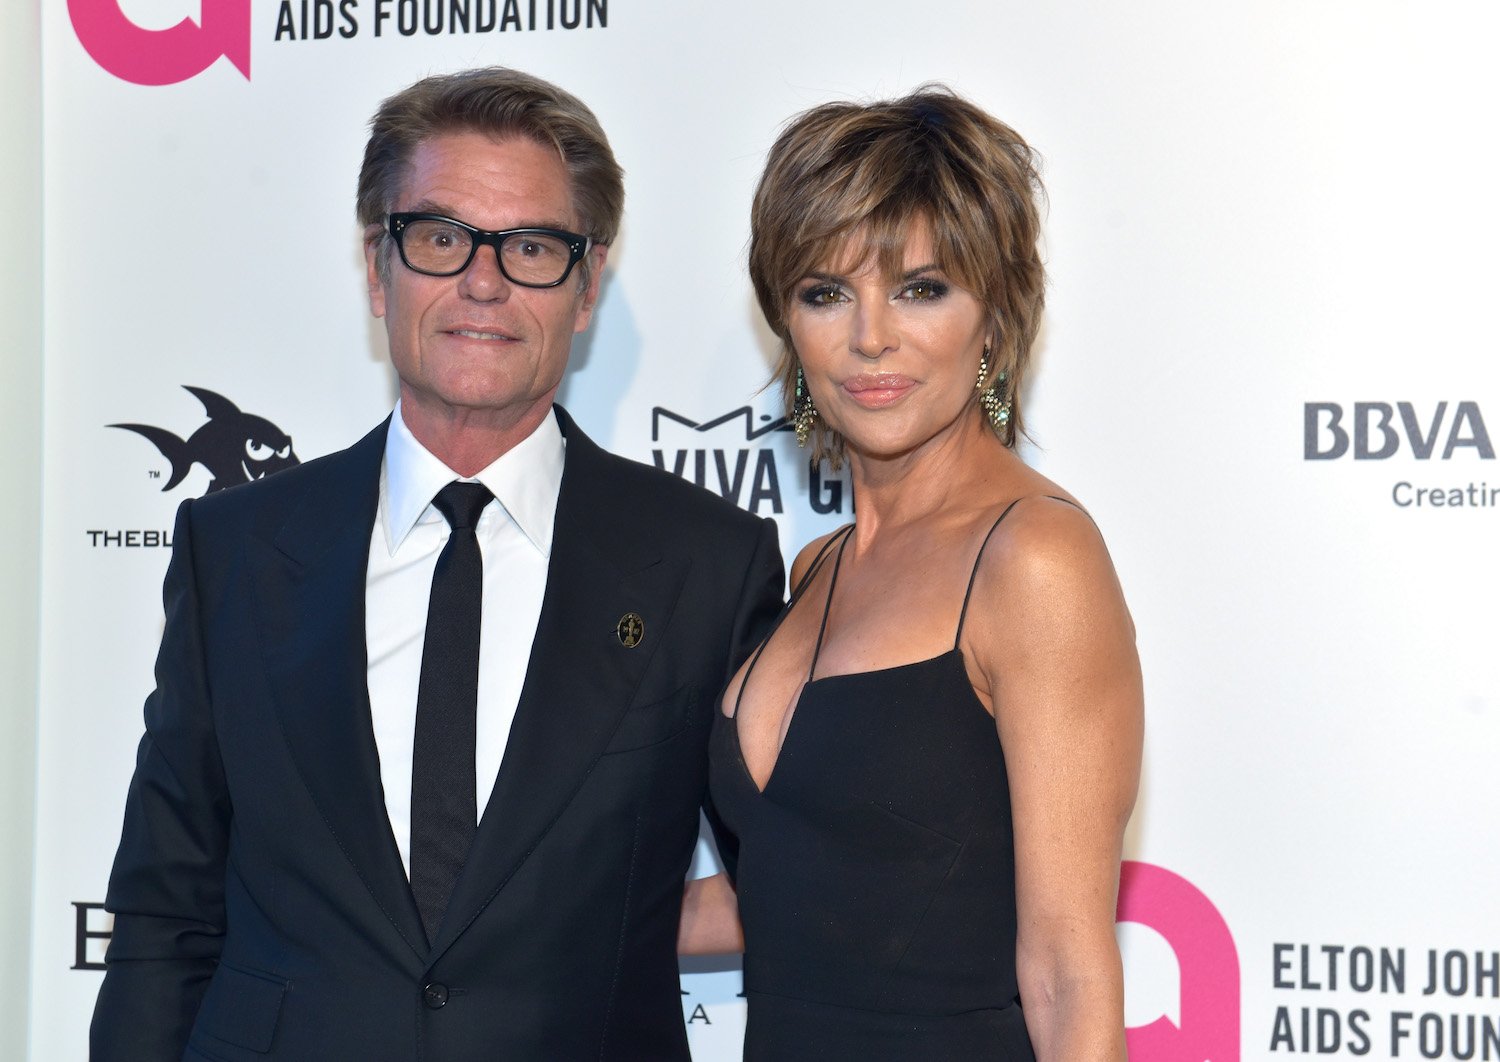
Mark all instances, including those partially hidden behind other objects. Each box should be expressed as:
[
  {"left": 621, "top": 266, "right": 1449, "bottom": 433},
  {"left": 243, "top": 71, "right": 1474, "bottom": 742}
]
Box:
[{"left": 399, "top": 219, "right": 576, "bottom": 285}]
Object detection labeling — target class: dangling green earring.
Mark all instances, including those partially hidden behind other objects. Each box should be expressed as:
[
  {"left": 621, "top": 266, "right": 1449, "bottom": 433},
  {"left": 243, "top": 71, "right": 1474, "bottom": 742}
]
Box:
[
  {"left": 976, "top": 345, "right": 1012, "bottom": 433},
  {"left": 793, "top": 365, "right": 819, "bottom": 446}
]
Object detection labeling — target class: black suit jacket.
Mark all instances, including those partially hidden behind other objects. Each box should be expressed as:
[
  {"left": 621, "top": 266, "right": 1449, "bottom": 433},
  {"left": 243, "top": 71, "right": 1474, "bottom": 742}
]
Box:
[{"left": 91, "top": 407, "right": 784, "bottom": 1062}]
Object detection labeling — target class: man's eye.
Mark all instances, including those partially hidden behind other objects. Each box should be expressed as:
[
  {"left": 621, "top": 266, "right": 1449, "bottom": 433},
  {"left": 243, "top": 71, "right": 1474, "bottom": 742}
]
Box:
[
  {"left": 528, "top": 238, "right": 568, "bottom": 258},
  {"left": 408, "top": 222, "right": 466, "bottom": 250}
]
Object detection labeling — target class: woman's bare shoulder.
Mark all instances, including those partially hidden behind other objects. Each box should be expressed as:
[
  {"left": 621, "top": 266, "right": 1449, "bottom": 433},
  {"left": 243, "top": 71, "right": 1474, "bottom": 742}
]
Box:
[
  {"left": 788, "top": 526, "right": 852, "bottom": 592},
  {"left": 963, "top": 489, "right": 1133, "bottom": 675},
  {"left": 986, "top": 492, "right": 1105, "bottom": 568}
]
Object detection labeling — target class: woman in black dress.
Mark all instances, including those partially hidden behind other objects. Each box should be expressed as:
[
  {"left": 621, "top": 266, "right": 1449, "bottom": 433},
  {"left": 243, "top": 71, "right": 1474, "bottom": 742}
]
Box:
[{"left": 682, "top": 87, "right": 1143, "bottom": 1061}]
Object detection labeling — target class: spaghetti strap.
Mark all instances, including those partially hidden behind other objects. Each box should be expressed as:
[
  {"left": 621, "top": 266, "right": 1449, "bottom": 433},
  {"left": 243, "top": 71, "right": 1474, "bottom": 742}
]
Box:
[
  {"left": 788, "top": 524, "right": 855, "bottom": 601},
  {"left": 953, "top": 495, "right": 1085, "bottom": 648},
  {"left": 806, "top": 526, "right": 855, "bottom": 682},
  {"left": 733, "top": 524, "right": 854, "bottom": 717}
]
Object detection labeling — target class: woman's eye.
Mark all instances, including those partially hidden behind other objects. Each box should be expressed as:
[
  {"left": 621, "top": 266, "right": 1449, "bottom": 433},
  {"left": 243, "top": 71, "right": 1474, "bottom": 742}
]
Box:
[
  {"left": 798, "top": 285, "right": 844, "bottom": 307},
  {"left": 902, "top": 280, "right": 948, "bottom": 301}
]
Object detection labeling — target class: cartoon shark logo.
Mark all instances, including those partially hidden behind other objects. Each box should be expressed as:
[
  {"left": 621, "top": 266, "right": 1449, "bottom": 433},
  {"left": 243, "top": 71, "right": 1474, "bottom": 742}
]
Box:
[{"left": 111, "top": 386, "right": 299, "bottom": 495}]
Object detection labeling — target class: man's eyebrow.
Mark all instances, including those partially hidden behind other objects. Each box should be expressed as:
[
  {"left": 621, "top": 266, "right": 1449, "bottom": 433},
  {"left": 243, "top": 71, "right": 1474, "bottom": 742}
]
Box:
[
  {"left": 403, "top": 199, "right": 456, "bottom": 217},
  {"left": 402, "top": 201, "right": 575, "bottom": 231}
]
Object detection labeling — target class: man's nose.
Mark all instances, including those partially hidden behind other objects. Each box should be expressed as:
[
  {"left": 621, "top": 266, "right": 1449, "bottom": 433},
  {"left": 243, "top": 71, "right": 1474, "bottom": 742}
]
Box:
[{"left": 458, "top": 242, "right": 512, "bottom": 300}]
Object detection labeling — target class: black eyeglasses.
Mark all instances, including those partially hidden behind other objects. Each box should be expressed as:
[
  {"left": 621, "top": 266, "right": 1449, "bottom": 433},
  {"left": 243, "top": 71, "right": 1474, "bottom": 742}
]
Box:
[{"left": 386, "top": 213, "right": 592, "bottom": 288}]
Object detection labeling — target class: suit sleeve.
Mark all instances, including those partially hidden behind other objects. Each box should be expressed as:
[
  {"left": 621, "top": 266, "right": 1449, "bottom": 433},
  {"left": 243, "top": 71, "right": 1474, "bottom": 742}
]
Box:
[
  {"left": 725, "top": 516, "right": 785, "bottom": 683},
  {"left": 91, "top": 498, "right": 230, "bottom": 1061},
  {"left": 705, "top": 515, "right": 785, "bottom": 882}
]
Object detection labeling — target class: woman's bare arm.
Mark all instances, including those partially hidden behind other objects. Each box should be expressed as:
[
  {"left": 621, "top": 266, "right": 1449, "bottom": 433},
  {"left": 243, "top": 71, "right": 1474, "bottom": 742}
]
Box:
[
  {"left": 967, "top": 498, "right": 1144, "bottom": 1061},
  {"left": 678, "top": 872, "right": 744, "bottom": 955}
]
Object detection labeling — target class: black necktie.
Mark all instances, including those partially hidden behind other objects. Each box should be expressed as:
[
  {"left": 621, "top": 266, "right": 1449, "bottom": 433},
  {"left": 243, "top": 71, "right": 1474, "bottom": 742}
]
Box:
[{"left": 410, "top": 480, "right": 493, "bottom": 943}]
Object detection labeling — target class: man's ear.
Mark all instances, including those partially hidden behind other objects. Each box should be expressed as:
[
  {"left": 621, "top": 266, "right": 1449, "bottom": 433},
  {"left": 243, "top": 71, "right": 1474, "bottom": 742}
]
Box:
[
  {"left": 573, "top": 243, "right": 610, "bottom": 333},
  {"left": 364, "top": 227, "right": 387, "bottom": 318}
]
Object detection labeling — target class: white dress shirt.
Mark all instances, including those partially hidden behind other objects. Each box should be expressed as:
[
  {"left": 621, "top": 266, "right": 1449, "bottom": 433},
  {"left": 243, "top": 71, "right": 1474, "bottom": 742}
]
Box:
[{"left": 365, "top": 402, "right": 563, "bottom": 876}]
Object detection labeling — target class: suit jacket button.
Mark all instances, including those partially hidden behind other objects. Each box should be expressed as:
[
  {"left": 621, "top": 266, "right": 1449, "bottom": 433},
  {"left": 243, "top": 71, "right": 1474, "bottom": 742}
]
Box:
[{"left": 423, "top": 982, "right": 449, "bottom": 1009}]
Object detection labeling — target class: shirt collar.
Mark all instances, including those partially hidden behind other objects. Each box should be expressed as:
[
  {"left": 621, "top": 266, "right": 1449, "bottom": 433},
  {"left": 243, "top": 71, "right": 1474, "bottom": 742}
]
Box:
[{"left": 380, "top": 400, "right": 565, "bottom": 557}]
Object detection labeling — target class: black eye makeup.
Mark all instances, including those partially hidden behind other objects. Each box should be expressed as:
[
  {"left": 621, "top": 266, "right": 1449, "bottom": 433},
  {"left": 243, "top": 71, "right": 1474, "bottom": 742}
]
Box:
[
  {"left": 900, "top": 277, "right": 950, "bottom": 301},
  {"left": 792, "top": 270, "right": 953, "bottom": 309},
  {"left": 796, "top": 283, "right": 846, "bottom": 307}
]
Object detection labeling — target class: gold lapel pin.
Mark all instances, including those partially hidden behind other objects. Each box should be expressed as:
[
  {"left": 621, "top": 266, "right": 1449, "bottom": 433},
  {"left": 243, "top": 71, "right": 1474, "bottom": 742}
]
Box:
[{"left": 616, "top": 612, "right": 644, "bottom": 649}]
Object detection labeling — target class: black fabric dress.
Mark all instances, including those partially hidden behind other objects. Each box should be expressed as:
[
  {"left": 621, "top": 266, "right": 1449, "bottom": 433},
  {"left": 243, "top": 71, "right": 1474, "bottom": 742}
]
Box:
[{"left": 709, "top": 503, "right": 1041, "bottom": 1060}]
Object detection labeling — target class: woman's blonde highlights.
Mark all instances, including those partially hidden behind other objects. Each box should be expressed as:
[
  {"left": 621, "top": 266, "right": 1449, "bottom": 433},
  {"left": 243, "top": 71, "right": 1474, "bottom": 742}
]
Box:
[{"left": 749, "top": 86, "right": 1045, "bottom": 465}]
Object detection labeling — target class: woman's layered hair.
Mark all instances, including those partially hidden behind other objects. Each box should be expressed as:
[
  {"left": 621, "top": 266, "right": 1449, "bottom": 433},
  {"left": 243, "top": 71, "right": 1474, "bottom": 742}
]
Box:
[{"left": 750, "top": 86, "right": 1046, "bottom": 461}]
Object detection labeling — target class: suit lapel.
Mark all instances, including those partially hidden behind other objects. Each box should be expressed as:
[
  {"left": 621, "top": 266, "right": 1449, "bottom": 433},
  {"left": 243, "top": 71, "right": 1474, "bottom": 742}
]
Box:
[
  {"left": 251, "top": 420, "right": 429, "bottom": 960},
  {"left": 430, "top": 412, "right": 689, "bottom": 957}
]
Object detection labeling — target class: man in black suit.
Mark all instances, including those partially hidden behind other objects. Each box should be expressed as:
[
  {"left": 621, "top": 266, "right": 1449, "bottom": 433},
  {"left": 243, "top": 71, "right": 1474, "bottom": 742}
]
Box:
[{"left": 91, "top": 67, "right": 782, "bottom": 1061}]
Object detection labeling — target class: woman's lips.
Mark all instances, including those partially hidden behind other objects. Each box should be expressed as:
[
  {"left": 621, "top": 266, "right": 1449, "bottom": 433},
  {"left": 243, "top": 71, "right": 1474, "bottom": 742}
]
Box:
[{"left": 842, "top": 373, "right": 916, "bottom": 408}]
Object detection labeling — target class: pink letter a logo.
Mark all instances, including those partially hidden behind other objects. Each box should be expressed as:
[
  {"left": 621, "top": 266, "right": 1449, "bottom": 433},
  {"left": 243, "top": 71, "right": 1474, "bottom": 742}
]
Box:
[
  {"left": 1118, "top": 861, "right": 1240, "bottom": 1061},
  {"left": 69, "top": 0, "right": 251, "bottom": 86}
]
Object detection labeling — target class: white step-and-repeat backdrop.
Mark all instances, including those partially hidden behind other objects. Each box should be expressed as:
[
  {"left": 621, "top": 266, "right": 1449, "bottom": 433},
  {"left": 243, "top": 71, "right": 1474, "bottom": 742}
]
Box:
[{"left": 34, "top": 1, "right": 1499, "bottom": 1059}]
